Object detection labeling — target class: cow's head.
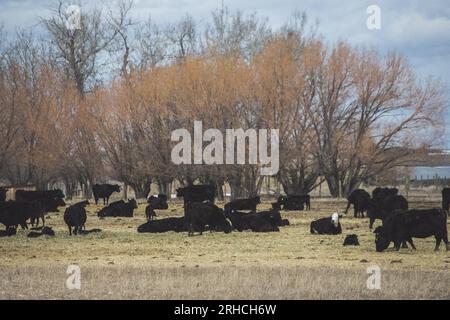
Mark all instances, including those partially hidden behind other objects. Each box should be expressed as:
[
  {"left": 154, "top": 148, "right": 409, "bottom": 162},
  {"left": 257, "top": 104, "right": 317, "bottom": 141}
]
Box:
[
  {"left": 176, "top": 188, "right": 184, "bottom": 198},
  {"left": 373, "top": 226, "right": 390, "bottom": 252},
  {"left": 254, "top": 196, "right": 261, "bottom": 204},
  {"left": 331, "top": 212, "right": 342, "bottom": 228},
  {"left": 113, "top": 185, "right": 121, "bottom": 193},
  {"left": 129, "top": 199, "right": 138, "bottom": 209}
]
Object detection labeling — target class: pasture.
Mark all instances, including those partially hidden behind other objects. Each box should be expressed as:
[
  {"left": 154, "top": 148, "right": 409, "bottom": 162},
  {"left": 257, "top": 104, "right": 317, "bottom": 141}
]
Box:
[{"left": 0, "top": 197, "right": 449, "bottom": 300}]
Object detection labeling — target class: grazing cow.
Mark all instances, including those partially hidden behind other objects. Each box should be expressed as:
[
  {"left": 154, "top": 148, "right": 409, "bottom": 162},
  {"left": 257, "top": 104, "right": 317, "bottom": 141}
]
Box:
[
  {"left": 224, "top": 196, "right": 261, "bottom": 214},
  {"left": 97, "top": 199, "right": 137, "bottom": 218},
  {"left": 272, "top": 195, "right": 310, "bottom": 211},
  {"left": 176, "top": 185, "right": 216, "bottom": 206},
  {"left": 374, "top": 209, "right": 449, "bottom": 252},
  {"left": 92, "top": 184, "right": 121, "bottom": 205},
  {"left": 442, "top": 188, "right": 450, "bottom": 212},
  {"left": 226, "top": 211, "right": 279, "bottom": 232},
  {"left": 137, "top": 217, "right": 186, "bottom": 233},
  {"left": 343, "top": 234, "right": 360, "bottom": 246},
  {"left": 145, "top": 194, "right": 169, "bottom": 221},
  {"left": 345, "top": 189, "right": 370, "bottom": 218},
  {"left": 0, "top": 200, "right": 43, "bottom": 229},
  {"left": 185, "top": 201, "right": 232, "bottom": 236},
  {"left": 367, "top": 195, "right": 408, "bottom": 229},
  {"left": 0, "top": 187, "right": 7, "bottom": 202},
  {"left": 27, "top": 226, "right": 55, "bottom": 238},
  {"left": 64, "top": 201, "right": 89, "bottom": 235},
  {"left": 310, "top": 212, "right": 343, "bottom": 235}
]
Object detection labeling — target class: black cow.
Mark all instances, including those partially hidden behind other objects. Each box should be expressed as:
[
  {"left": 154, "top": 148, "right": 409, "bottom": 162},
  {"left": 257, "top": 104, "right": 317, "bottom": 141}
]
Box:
[
  {"left": 272, "top": 195, "right": 310, "bottom": 211},
  {"left": 137, "top": 217, "right": 186, "bottom": 233},
  {"left": 224, "top": 196, "right": 260, "bottom": 214},
  {"left": 0, "top": 187, "right": 7, "bottom": 202},
  {"left": 97, "top": 199, "right": 137, "bottom": 218},
  {"left": 310, "top": 212, "right": 343, "bottom": 235},
  {"left": 372, "top": 187, "right": 398, "bottom": 200},
  {"left": 176, "top": 185, "right": 215, "bottom": 206},
  {"left": 0, "top": 200, "right": 43, "bottom": 230},
  {"left": 226, "top": 211, "right": 279, "bottom": 232},
  {"left": 15, "top": 190, "right": 65, "bottom": 219},
  {"left": 343, "top": 234, "right": 360, "bottom": 246},
  {"left": 145, "top": 194, "right": 169, "bottom": 221},
  {"left": 374, "top": 209, "right": 449, "bottom": 252},
  {"left": 367, "top": 195, "right": 408, "bottom": 229},
  {"left": 64, "top": 201, "right": 89, "bottom": 235},
  {"left": 185, "top": 201, "right": 232, "bottom": 236},
  {"left": 92, "top": 184, "right": 121, "bottom": 205},
  {"left": 442, "top": 188, "right": 450, "bottom": 212},
  {"left": 345, "top": 189, "right": 370, "bottom": 218}
]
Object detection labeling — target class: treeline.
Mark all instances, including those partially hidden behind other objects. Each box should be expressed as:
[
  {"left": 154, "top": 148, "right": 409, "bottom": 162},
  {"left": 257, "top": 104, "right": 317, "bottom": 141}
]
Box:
[{"left": 0, "top": 1, "right": 444, "bottom": 199}]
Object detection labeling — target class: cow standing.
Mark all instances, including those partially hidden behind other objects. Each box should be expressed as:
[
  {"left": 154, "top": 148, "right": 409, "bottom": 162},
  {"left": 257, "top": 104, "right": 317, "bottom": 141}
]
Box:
[
  {"left": 345, "top": 189, "right": 370, "bottom": 218},
  {"left": 185, "top": 201, "right": 232, "bottom": 236},
  {"left": 176, "top": 185, "right": 216, "bottom": 206},
  {"left": 92, "top": 184, "right": 121, "bottom": 205},
  {"left": 367, "top": 195, "right": 408, "bottom": 229},
  {"left": 374, "top": 209, "right": 449, "bottom": 252},
  {"left": 64, "top": 201, "right": 89, "bottom": 235},
  {"left": 442, "top": 188, "right": 450, "bottom": 213}
]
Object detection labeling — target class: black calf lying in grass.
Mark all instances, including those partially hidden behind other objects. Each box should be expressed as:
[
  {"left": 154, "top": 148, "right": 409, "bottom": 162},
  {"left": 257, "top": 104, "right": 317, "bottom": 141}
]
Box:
[{"left": 27, "top": 226, "right": 55, "bottom": 238}]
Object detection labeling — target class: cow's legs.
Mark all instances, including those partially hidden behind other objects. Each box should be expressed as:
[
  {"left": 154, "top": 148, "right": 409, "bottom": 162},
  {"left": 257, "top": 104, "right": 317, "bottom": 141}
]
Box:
[
  {"left": 434, "top": 236, "right": 442, "bottom": 251},
  {"left": 344, "top": 202, "right": 351, "bottom": 215},
  {"left": 406, "top": 238, "right": 416, "bottom": 250},
  {"left": 68, "top": 225, "right": 72, "bottom": 236},
  {"left": 393, "top": 240, "right": 402, "bottom": 251},
  {"left": 369, "top": 217, "right": 375, "bottom": 229},
  {"left": 94, "top": 197, "right": 99, "bottom": 205}
]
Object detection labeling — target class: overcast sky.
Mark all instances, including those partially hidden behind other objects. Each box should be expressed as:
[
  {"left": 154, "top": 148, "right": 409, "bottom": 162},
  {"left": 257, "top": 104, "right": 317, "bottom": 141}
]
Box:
[{"left": 1, "top": 0, "right": 449, "bottom": 145}]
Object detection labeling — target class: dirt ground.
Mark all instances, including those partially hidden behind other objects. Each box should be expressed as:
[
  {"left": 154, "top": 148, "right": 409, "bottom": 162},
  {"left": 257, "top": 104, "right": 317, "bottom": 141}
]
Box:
[{"left": 0, "top": 197, "right": 449, "bottom": 299}]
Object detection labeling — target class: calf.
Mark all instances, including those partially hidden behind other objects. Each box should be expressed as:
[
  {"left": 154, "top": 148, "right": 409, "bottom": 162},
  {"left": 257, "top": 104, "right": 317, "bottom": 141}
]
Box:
[
  {"left": 345, "top": 189, "right": 370, "bottom": 218},
  {"left": 92, "top": 184, "right": 121, "bottom": 205},
  {"left": 137, "top": 217, "right": 186, "bottom": 233},
  {"left": 343, "top": 234, "right": 359, "bottom": 246},
  {"left": 185, "top": 201, "right": 232, "bottom": 236},
  {"left": 27, "top": 226, "right": 55, "bottom": 238},
  {"left": 64, "top": 201, "right": 89, "bottom": 235},
  {"left": 145, "top": 194, "right": 169, "bottom": 221},
  {"left": 310, "top": 212, "right": 343, "bottom": 235},
  {"left": 367, "top": 195, "right": 408, "bottom": 229},
  {"left": 374, "top": 209, "right": 448, "bottom": 252},
  {"left": 442, "top": 188, "right": 450, "bottom": 212},
  {"left": 224, "top": 196, "right": 260, "bottom": 214},
  {"left": 97, "top": 199, "right": 137, "bottom": 218}
]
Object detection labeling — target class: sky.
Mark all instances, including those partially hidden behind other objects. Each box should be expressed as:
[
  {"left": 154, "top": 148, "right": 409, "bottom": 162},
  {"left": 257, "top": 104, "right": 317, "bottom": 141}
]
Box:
[{"left": 1, "top": 0, "right": 449, "bottom": 145}]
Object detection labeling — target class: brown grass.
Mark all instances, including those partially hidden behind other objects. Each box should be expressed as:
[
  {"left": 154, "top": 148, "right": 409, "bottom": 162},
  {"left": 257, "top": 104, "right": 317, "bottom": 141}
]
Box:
[{"left": 0, "top": 197, "right": 449, "bottom": 299}]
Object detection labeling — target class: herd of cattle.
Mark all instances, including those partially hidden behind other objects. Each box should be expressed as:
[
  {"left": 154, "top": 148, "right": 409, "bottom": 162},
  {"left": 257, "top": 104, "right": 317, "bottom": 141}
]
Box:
[{"left": 0, "top": 184, "right": 448, "bottom": 252}]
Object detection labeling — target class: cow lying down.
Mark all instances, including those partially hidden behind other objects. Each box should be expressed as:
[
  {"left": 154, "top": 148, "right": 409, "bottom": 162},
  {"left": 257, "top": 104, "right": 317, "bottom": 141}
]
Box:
[
  {"left": 310, "top": 213, "right": 343, "bottom": 235},
  {"left": 138, "top": 217, "right": 186, "bottom": 233}
]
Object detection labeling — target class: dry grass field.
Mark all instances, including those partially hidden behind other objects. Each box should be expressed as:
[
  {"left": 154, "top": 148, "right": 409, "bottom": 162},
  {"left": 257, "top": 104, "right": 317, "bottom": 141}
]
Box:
[{"left": 0, "top": 197, "right": 449, "bottom": 300}]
